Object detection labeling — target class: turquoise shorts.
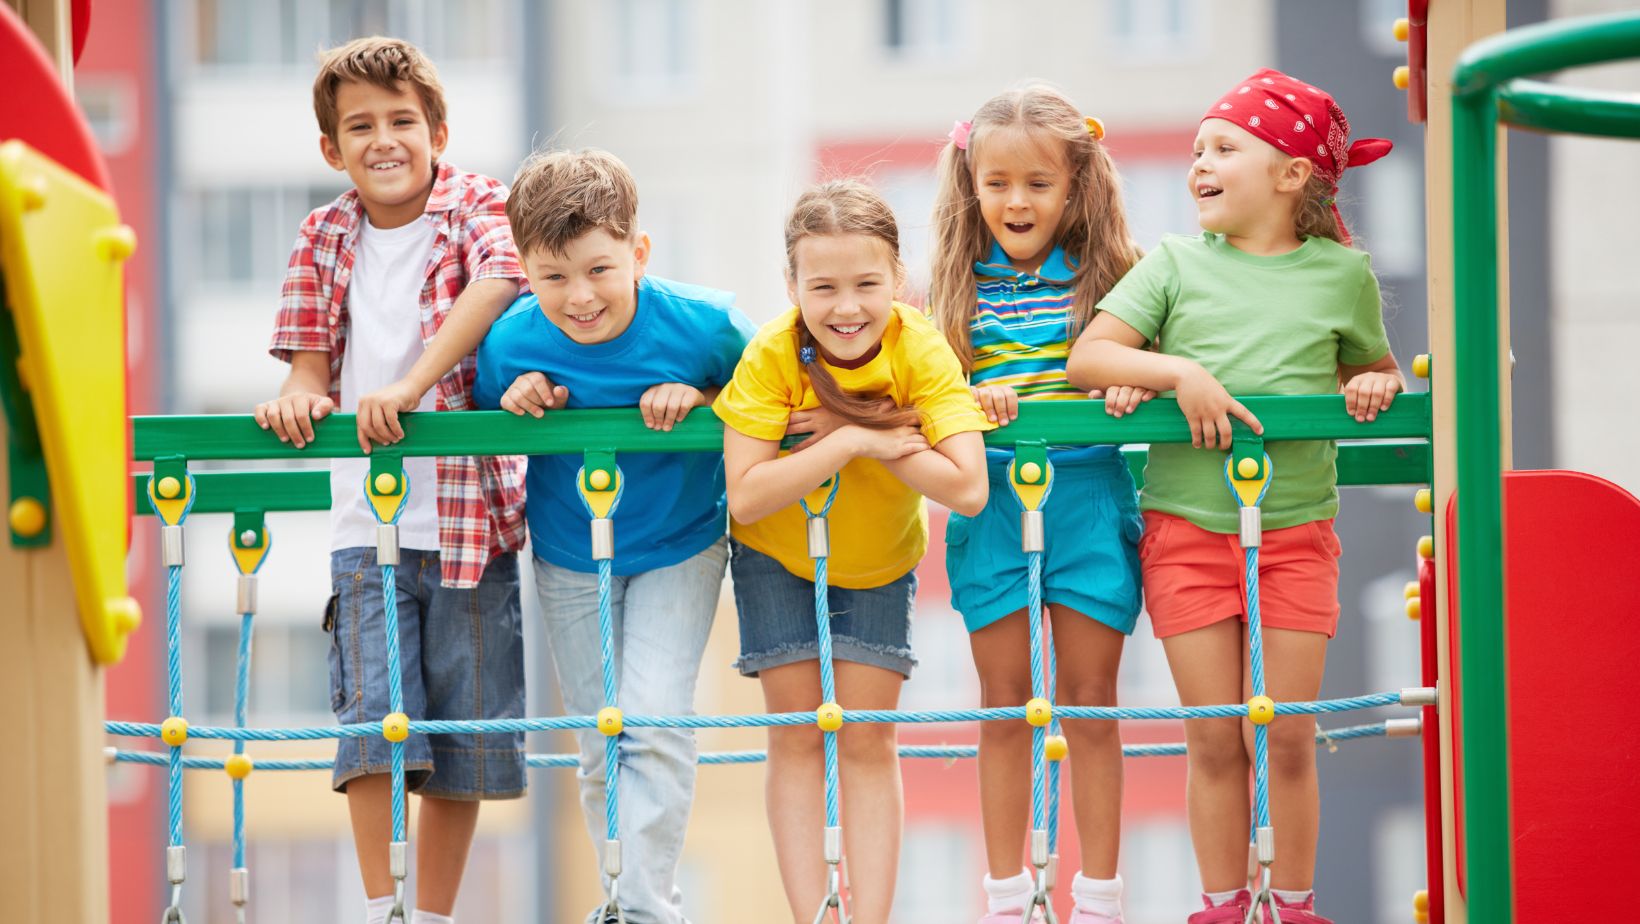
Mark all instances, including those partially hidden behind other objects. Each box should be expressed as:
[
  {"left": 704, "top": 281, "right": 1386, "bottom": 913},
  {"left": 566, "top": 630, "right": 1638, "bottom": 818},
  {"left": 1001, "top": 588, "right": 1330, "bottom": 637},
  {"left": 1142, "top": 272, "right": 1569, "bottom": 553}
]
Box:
[{"left": 945, "top": 451, "right": 1144, "bottom": 635}]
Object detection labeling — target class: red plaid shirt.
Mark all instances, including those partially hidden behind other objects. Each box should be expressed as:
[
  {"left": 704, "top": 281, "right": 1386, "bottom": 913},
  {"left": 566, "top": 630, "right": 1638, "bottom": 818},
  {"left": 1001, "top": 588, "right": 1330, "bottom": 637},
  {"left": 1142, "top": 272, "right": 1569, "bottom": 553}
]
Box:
[{"left": 270, "top": 161, "right": 529, "bottom": 588}]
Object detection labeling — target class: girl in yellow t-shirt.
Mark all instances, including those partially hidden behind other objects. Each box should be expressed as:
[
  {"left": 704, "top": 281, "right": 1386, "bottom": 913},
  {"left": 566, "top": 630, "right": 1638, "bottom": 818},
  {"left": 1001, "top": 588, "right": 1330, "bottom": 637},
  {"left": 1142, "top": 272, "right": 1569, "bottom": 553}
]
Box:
[{"left": 713, "top": 179, "right": 992, "bottom": 922}]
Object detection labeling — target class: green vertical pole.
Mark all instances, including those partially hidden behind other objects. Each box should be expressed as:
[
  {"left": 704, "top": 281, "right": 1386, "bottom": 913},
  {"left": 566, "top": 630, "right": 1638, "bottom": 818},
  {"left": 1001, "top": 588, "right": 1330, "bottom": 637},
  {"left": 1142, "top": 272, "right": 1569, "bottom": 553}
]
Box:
[{"left": 1452, "top": 81, "right": 1512, "bottom": 920}]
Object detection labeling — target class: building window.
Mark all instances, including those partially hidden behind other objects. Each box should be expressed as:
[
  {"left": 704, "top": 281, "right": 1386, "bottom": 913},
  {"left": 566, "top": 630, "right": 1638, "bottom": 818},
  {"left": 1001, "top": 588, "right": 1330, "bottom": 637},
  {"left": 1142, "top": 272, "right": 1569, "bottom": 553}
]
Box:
[
  {"left": 607, "top": 0, "right": 698, "bottom": 101},
  {"left": 1110, "top": 0, "right": 1205, "bottom": 58},
  {"left": 180, "top": 185, "right": 345, "bottom": 291},
  {"left": 1361, "top": 0, "right": 1409, "bottom": 58},
  {"left": 1357, "top": 153, "right": 1424, "bottom": 278},
  {"left": 76, "top": 78, "right": 138, "bottom": 156},
  {"left": 200, "top": 623, "right": 332, "bottom": 723},
  {"left": 1121, "top": 162, "right": 1200, "bottom": 250},
  {"left": 883, "top": 0, "right": 973, "bottom": 61},
  {"left": 184, "top": 0, "right": 507, "bottom": 71}
]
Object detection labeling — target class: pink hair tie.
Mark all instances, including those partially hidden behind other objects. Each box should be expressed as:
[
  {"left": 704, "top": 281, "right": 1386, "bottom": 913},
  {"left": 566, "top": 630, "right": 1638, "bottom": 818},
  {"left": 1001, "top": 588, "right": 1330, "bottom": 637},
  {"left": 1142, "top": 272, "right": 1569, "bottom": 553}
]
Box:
[{"left": 948, "top": 120, "right": 972, "bottom": 150}]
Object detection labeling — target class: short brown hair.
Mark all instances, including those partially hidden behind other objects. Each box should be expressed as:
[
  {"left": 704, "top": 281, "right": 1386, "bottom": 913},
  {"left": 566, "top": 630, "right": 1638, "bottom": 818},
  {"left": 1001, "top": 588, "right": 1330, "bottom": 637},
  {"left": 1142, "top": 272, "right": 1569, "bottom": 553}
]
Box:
[
  {"left": 312, "top": 37, "right": 446, "bottom": 143},
  {"left": 507, "top": 149, "right": 639, "bottom": 258}
]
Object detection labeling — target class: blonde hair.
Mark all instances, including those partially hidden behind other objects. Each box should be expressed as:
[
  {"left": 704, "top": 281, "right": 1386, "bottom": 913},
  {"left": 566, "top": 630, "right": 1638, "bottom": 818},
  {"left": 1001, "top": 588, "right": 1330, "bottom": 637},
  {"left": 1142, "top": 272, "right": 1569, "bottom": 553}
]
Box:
[
  {"left": 929, "top": 84, "right": 1141, "bottom": 373},
  {"left": 507, "top": 148, "right": 639, "bottom": 259},
  {"left": 785, "top": 180, "right": 920, "bottom": 430},
  {"left": 312, "top": 37, "right": 446, "bottom": 143},
  {"left": 1294, "top": 172, "right": 1347, "bottom": 244}
]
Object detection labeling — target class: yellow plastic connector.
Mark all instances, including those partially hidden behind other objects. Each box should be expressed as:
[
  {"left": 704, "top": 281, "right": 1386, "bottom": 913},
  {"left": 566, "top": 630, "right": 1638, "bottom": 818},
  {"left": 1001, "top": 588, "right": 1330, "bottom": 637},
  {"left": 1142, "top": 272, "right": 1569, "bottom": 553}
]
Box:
[
  {"left": 1025, "top": 698, "right": 1053, "bottom": 728},
  {"left": 1406, "top": 598, "right": 1422, "bottom": 621},
  {"left": 1412, "top": 354, "right": 1431, "bottom": 379},
  {"left": 156, "top": 475, "right": 182, "bottom": 499},
  {"left": 225, "top": 754, "right": 253, "bottom": 780},
  {"left": 589, "top": 469, "right": 612, "bottom": 491},
  {"left": 1236, "top": 457, "right": 1260, "bottom": 480},
  {"left": 8, "top": 497, "right": 46, "bottom": 538},
  {"left": 816, "top": 703, "right": 844, "bottom": 732},
  {"left": 1413, "top": 889, "right": 1430, "bottom": 923},
  {"left": 597, "top": 706, "right": 624, "bottom": 737},
  {"left": 382, "top": 712, "right": 410, "bottom": 742},
  {"left": 1404, "top": 580, "right": 1421, "bottom": 600},
  {"left": 1018, "top": 461, "right": 1042, "bottom": 485},
  {"left": 372, "top": 472, "right": 399, "bottom": 495},
  {"left": 1393, "top": 17, "right": 1410, "bottom": 42},
  {"left": 1417, "top": 536, "right": 1434, "bottom": 560},
  {"left": 161, "top": 716, "right": 189, "bottom": 747},
  {"left": 1045, "top": 735, "right": 1068, "bottom": 762},
  {"left": 1393, "top": 66, "right": 1410, "bottom": 90},
  {"left": 1414, "top": 488, "right": 1433, "bottom": 514},
  {"left": 1247, "top": 695, "right": 1276, "bottom": 726}
]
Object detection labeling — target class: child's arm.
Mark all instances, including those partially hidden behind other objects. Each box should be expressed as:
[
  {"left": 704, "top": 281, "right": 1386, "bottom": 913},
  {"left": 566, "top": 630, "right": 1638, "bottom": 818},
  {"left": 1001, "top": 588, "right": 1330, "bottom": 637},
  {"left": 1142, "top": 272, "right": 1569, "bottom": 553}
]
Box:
[
  {"left": 497, "top": 371, "right": 569, "bottom": 417},
  {"left": 1069, "top": 313, "right": 1263, "bottom": 450},
  {"left": 723, "top": 424, "right": 926, "bottom": 524},
  {"left": 1339, "top": 353, "right": 1405, "bottom": 423},
  {"left": 879, "top": 430, "right": 988, "bottom": 516},
  {"left": 354, "top": 277, "right": 522, "bottom": 452},
  {"left": 254, "top": 351, "right": 334, "bottom": 449}
]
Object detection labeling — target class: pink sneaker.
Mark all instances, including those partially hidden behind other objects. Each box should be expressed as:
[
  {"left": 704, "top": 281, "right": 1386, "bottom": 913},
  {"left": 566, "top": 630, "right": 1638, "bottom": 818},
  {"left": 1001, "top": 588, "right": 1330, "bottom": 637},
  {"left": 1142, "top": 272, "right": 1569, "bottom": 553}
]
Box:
[
  {"left": 1186, "top": 890, "right": 1252, "bottom": 923},
  {"left": 1259, "top": 892, "right": 1333, "bottom": 924},
  {"left": 1068, "top": 908, "right": 1123, "bottom": 923}
]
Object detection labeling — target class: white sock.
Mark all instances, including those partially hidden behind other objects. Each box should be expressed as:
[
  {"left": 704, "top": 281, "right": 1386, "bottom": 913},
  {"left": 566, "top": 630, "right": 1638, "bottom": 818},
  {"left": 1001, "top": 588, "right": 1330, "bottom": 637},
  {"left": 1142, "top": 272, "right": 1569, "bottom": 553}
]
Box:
[
  {"left": 1072, "top": 872, "right": 1123, "bottom": 916},
  {"left": 1272, "top": 888, "right": 1313, "bottom": 906},
  {"left": 1204, "top": 889, "right": 1243, "bottom": 907},
  {"left": 365, "top": 895, "right": 396, "bottom": 924},
  {"left": 411, "top": 911, "right": 454, "bottom": 924},
  {"left": 983, "top": 869, "right": 1034, "bottom": 914}
]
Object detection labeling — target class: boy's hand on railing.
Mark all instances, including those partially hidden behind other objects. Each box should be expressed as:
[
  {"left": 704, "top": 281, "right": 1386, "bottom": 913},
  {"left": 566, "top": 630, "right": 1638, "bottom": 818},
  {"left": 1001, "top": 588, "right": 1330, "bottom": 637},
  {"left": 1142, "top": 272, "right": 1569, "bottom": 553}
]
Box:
[
  {"left": 1176, "top": 363, "right": 1263, "bottom": 450},
  {"left": 354, "top": 380, "right": 424, "bottom": 454},
  {"left": 253, "top": 392, "right": 334, "bottom": 449},
  {"left": 1100, "top": 385, "right": 1158, "bottom": 418},
  {"left": 972, "top": 384, "right": 1019, "bottom": 426},
  {"left": 500, "top": 372, "right": 568, "bottom": 419},
  {"left": 639, "top": 382, "right": 706, "bottom": 432},
  {"left": 1343, "top": 371, "right": 1403, "bottom": 423}
]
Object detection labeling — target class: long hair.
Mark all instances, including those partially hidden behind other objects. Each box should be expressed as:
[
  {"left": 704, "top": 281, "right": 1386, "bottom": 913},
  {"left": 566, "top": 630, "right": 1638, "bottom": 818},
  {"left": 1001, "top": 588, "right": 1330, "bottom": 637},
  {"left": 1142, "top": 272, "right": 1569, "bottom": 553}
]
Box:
[
  {"left": 1294, "top": 172, "right": 1348, "bottom": 244},
  {"left": 785, "top": 180, "right": 921, "bottom": 430},
  {"left": 929, "top": 84, "right": 1142, "bottom": 374}
]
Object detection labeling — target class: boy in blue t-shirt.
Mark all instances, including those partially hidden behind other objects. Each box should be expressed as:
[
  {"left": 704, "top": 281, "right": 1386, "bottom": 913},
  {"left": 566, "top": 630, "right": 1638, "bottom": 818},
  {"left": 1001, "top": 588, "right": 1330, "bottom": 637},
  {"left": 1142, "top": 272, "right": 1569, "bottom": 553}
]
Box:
[{"left": 474, "top": 149, "right": 752, "bottom": 924}]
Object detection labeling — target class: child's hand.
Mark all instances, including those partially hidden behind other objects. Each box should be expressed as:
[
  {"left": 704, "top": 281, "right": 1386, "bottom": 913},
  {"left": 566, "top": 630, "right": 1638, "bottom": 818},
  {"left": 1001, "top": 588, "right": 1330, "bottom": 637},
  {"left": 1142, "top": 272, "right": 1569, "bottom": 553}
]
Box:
[
  {"left": 972, "top": 384, "right": 1019, "bottom": 426},
  {"left": 254, "top": 392, "right": 334, "bottom": 449},
  {"left": 355, "top": 379, "right": 424, "bottom": 454},
  {"left": 845, "top": 423, "right": 929, "bottom": 461},
  {"left": 1343, "top": 371, "right": 1402, "bottom": 423},
  {"left": 500, "top": 372, "right": 568, "bottom": 418},
  {"left": 786, "top": 404, "right": 848, "bottom": 452},
  {"left": 1176, "top": 363, "right": 1263, "bottom": 449},
  {"left": 640, "top": 382, "right": 705, "bottom": 432},
  {"left": 1100, "top": 385, "right": 1158, "bottom": 418}
]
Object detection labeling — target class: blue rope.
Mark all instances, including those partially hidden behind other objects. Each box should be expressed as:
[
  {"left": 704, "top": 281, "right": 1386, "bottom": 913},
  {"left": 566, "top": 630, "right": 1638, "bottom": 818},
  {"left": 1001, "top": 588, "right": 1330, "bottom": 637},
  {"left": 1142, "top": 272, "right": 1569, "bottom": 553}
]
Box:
[
  {"left": 382, "top": 559, "right": 405, "bottom": 844},
  {"left": 233, "top": 611, "right": 254, "bottom": 869},
  {"left": 598, "top": 555, "right": 620, "bottom": 843},
  {"left": 1027, "top": 548, "right": 1046, "bottom": 837},
  {"left": 799, "top": 479, "right": 843, "bottom": 837},
  {"left": 165, "top": 563, "right": 183, "bottom": 850},
  {"left": 1247, "top": 544, "right": 1271, "bottom": 830}
]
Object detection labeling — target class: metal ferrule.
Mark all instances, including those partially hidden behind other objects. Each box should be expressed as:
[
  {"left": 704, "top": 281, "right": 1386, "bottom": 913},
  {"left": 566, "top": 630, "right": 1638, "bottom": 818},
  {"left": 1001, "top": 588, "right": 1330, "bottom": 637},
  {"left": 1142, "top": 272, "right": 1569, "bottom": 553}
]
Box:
[
  {"left": 162, "top": 525, "right": 186, "bottom": 567},
  {"left": 1255, "top": 826, "right": 1275, "bottom": 865},
  {"left": 230, "top": 868, "right": 249, "bottom": 905},
  {"left": 807, "top": 517, "right": 829, "bottom": 559},
  {"left": 1386, "top": 716, "right": 1423, "bottom": 737},
  {"left": 1045, "top": 854, "right": 1059, "bottom": 890},
  {"left": 604, "top": 838, "right": 623, "bottom": 877},
  {"left": 591, "top": 518, "right": 615, "bottom": 561},
  {"left": 376, "top": 524, "right": 400, "bottom": 566},
  {"left": 167, "top": 845, "right": 187, "bottom": 884},
  {"left": 104, "top": 746, "right": 118, "bottom": 765},
  {"left": 1020, "top": 510, "right": 1045, "bottom": 553},
  {"left": 389, "top": 840, "right": 407, "bottom": 879},
  {"left": 236, "top": 575, "right": 257, "bottom": 615},
  {"left": 1401, "top": 686, "right": 1438, "bottom": 708},
  {"left": 824, "top": 825, "right": 842, "bottom": 865},
  {"left": 1031, "top": 828, "right": 1049, "bottom": 868},
  {"left": 1239, "top": 506, "right": 1262, "bottom": 549}
]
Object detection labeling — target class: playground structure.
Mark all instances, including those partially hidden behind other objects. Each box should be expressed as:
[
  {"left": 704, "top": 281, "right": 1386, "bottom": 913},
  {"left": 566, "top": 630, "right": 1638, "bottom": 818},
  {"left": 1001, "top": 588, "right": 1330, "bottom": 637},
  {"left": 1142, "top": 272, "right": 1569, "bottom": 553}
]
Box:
[{"left": 3, "top": 1, "right": 1640, "bottom": 922}]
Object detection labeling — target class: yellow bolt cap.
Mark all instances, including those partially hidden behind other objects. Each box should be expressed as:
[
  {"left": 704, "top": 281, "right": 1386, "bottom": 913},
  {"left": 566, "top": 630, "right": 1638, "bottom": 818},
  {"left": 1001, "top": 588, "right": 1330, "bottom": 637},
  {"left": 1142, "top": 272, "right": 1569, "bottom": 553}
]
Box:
[
  {"left": 225, "top": 754, "right": 253, "bottom": 779},
  {"left": 597, "top": 706, "right": 624, "bottom": 736},
  {"left": 1025, "top": 697, "right": 1053, "bottom": 727},
  {"left": 1248, "top": 695, "right": 1276, "bottom": 726},
  {"left": 1413, "top": 890, "right": 1430, "bottom": 913},
  {"left": 1393, "top": 66, "right": 1410, "bottom": 90},
  {"left": 589, "top": 469, "right": 612, "bottom": 491},
  {"left": 161, "top": 716, "right": 189, "bottom": 747},
  {"left": 1018, "top": 461, "right": 1042, "bottom": 485},
  {"left": 817, "top": 703, "right": 845, "bottom": 732},
  {"left": 1413, "top": 354, "right": 1431, "bottom": 379},
  {"left": 95, "top": 224, "right": 138, "bottom": 262},
  {"left": 19, "top": 175, "right": 47, "bottom": 211},
  {"left": 382, "top": 712, "right": 410, "bottom": 742},
  {"left": 1406, "top": 598, "right": 1422, "bottom": 621},
  {"left": 157, "top": 476, "right": 182, "bottom": 499},
  {"left": 1404, "top": 580, "right": 1421, "bottom": 600},
  {"left": 1417, "top": 536, "right": 1434, "bottom": 560},
  {"left": 1236, "top": 457, "right": 1260, "bottom": 479},
  {"left": 1415, "top": 488, "right": 1433, "bottom": 514},
  {"left": 8, "top": 497, "right": 46, "bottom": 537},
  {"left": 1045, "top": 735, "right": 1069, "bottom": 762},
  {"left": 1393, "top": 17, "right": 1410, "bottom": 42},
  {"left": 373, "top": 472, "right": 399, "bottom": 495},
  {"left": 111, "top": 598, "right": 142, "bottom": 636}
]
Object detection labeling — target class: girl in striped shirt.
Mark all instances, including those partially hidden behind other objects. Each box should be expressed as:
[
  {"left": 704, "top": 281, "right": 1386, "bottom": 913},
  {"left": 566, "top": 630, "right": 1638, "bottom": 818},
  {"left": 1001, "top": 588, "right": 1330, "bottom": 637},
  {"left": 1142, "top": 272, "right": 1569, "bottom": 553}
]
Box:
[{"left": 929, "top": 84, "right": 1147, "bottom": 924}]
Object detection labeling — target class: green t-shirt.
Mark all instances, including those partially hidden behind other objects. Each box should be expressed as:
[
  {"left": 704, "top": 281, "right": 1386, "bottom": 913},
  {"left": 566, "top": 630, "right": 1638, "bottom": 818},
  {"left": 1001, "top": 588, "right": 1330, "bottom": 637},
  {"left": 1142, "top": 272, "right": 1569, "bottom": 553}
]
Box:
[{"left": 1097, "top": 232, "right": 1390, "bottom": 533}]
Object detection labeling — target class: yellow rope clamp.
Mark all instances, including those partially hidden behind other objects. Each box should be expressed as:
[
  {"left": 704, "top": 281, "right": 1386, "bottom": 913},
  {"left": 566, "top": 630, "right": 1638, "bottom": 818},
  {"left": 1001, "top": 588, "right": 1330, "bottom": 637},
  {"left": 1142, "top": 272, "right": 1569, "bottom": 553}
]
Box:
[
  {"left": 816, "top": 703, "right": 844, "bottom": 732},
  {"left": 1044, "top": 735, "right": 1069, "bottom": 762},
  {"left": 224, "top": 754, "right": 253, "bottom": 780},
  {"left": 1025, "top": 697, "right": 1053, "bottom": 728},
  {"left": 161, "top": 716, "right": 189, "bottom": 747},
  {"left": 597, "top": 706, "right": 624, "bottom": 737},
  {"left": 1247, "top": 695, "right": 1276, "bottom": 726},
  {"left": 381, "top": 712, "right": 410, "bottom": 743}
]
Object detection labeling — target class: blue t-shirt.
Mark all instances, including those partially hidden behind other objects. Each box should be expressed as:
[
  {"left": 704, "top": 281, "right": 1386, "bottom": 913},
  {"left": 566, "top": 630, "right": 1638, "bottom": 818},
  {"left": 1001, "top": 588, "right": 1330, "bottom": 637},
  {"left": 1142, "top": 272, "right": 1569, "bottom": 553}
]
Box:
[{"left": 474, "top": 275, "right": 755, "bottom": 575}]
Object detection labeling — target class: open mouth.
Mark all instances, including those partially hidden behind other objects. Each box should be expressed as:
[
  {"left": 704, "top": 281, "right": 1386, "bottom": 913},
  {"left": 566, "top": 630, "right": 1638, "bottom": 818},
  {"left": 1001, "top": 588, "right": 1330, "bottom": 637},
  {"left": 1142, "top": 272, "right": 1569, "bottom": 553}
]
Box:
[
  {"left": 1004, "top": 222, "right": 1035, "bottom": 234},
  {"left": 566, "top": 307, "right": 606, "bottom": 328},
  {"left": 1196, "top": 185, "right": 1223, "bottom": 198},
  {"left": 370, "top": 161, "right": 404, "bottom": 172},
  {"left": 828, "top": 322, "right": 866, "bottom": 338}
]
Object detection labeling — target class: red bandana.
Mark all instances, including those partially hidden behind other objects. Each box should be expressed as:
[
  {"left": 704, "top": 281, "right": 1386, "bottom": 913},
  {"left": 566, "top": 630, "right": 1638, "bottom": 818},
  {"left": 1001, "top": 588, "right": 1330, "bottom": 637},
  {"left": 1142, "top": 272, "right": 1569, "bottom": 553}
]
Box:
[{"left": 1203, "top": 68, "right": 1392, "bottom": 242}]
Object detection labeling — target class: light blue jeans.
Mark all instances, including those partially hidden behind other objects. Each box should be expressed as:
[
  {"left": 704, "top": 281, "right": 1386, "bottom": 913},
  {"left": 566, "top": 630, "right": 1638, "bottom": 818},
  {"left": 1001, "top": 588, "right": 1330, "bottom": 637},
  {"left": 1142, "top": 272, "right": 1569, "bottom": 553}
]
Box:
[{"left": 532, "top": 537, "right": 729, "bottom": 924}]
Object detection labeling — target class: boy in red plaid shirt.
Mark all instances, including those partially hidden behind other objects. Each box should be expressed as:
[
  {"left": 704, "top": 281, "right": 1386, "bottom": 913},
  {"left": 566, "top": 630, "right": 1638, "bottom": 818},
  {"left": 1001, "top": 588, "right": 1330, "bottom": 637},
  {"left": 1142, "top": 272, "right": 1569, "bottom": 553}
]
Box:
[{"left": 253, "top": 37, "right": 527, "bottom": 924}]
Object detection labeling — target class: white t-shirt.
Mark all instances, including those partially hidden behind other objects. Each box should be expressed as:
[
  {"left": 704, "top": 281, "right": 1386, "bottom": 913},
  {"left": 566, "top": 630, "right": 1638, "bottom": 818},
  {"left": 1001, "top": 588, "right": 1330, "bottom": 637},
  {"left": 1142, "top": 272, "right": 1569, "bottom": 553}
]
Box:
[{"left": 331, "top": 216, "right": 441, "bottom": 552}]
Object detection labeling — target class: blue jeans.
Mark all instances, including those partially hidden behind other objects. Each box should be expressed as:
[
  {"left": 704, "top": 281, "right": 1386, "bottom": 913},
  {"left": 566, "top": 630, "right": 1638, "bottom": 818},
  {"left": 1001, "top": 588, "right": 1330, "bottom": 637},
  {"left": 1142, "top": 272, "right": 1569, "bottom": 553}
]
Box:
[
  {"left": 532, "top": 537, "right": 729, "bottom": 924},
  {"left": 326, "top": 548, "right": 526, "bottom": 799}
]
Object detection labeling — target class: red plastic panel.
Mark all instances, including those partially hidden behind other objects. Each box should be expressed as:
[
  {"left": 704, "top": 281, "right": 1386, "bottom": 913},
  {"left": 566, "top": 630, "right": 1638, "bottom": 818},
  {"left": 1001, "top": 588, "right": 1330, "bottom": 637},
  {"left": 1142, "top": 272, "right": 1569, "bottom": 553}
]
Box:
[{"left": 0, "top": 2, "right": 109, "bottom": 191}]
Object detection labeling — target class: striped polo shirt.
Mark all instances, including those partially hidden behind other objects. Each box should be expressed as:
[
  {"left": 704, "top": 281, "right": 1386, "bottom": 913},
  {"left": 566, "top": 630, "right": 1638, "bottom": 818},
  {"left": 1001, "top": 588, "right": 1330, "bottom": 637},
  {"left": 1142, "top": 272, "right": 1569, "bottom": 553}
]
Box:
[{"left": 970, "top": 241, "right": 1115, "bottom": 465}]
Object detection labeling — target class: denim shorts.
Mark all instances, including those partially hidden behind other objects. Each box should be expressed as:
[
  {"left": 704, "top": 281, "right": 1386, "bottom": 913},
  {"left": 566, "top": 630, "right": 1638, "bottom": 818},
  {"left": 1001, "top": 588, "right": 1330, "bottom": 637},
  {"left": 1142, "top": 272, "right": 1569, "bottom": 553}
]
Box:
[
  {"left": 945, "top": 452, "right": 1144, "bottom": 635},
  {"left": 729, "top": 539, "right": 918, "bottom": 678},
  {"left": 326, "top": 547, "right": 526, "bottom": 799}
]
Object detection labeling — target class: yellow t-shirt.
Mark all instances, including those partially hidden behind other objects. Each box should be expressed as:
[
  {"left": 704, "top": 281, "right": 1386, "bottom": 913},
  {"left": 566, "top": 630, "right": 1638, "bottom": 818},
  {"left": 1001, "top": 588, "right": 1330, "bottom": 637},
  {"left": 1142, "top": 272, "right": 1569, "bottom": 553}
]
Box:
[{"left": 713, "top": 302, "right": 993, "bottom": 588}]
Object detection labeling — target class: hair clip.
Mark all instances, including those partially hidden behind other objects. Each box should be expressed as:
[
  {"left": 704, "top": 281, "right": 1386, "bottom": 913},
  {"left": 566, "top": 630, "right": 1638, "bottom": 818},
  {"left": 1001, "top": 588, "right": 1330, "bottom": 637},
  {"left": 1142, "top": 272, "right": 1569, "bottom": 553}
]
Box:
[
  {"left": 1322, "top": 197, "right": 1336, "bottom": 207},
  {"left": 799, "top": 345, "right": 817, "bottom": 365},
  {"left": 948, "top": 120, "right": 972, "bottom": 151},
  {"left": 1085, "top": 116, "right": 1106, "bottom": 141}
]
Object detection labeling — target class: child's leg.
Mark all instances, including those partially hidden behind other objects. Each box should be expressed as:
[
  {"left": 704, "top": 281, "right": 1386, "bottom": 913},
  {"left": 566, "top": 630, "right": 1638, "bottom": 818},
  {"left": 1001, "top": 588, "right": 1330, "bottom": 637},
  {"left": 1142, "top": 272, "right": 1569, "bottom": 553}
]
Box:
[
  {"left": 1160, "top": 617, "right": 1252, "bottom": 893},
  {"left": 760, "top": 660, "right": 831, "bottom": 924},
  {"left": 1049, "top": 605, "right": 1126, "bottom": 879},
  {"left": 968, "top": 610, "right": 1035, "bottom": 878},
  {"left": 1241, "top": 626, "right": 1328, "bottom": 892},
  {"left": 833, "top": 661, "right": 907, "bottom": 924}
]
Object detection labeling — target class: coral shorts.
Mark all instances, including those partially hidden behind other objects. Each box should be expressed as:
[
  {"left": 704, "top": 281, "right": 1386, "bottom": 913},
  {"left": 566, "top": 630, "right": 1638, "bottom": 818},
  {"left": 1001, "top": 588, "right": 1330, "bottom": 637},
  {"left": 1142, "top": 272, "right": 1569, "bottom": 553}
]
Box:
[{"left": 1139, "top": 510, "right": 1342, "bottom": 639}]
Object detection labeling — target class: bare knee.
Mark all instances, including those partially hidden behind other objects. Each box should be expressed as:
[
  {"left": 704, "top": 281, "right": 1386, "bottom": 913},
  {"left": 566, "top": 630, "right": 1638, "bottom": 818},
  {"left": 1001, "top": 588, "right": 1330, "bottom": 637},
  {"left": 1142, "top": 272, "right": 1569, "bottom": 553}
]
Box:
[
  {"left": 769, "top": 725, "right": 825, "bottom": 763},
  {"left": 838, "top": 721, "right": 897, "bottom": 766},
  {"left": 1189, "top": 719, "right": 1249, "bottom": 779},
  {"left": 979, "top": 674, "right": 1034, "bottom": 710},
  {"left": 1058, "top": 675, "right": 1117, "bottom": 709},
  {"left": 1266, "top": 719, "right": 1317, "bottom": 779}
]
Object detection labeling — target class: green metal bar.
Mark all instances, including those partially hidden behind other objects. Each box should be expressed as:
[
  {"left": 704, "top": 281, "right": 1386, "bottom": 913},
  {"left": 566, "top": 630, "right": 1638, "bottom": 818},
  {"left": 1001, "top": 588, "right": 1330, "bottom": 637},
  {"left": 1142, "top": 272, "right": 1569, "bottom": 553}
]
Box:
[
  {"left": 1453, "top": 11, "right": 1640, "bottom": 97},
  {"left": 133, "top": 441, "right": 1433, "bottom": 516},
  {"left": 1498, "top": 80, "right": 1640, "bottom": 139},
  {"left": 132, "top": 393, "right": 1430, "bottom": 462}
]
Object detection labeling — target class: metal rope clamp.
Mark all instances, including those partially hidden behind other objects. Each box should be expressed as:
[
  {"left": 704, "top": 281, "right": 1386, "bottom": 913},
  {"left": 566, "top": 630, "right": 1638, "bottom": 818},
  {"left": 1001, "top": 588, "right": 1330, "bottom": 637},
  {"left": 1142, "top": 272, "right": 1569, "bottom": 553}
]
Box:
[
  {"left": 364, "top": 452, "right": 410, "bottom": 566},
  {"left": 576, "top": 450, "right": 623, "bottom": 559},
  {"left": 228, "top": 509, "right": 270, "bottom": 613},
  {"left": 159, "top": 844, "right": 187, "bottom": 923},
  {"left": 147, "top": 457, "right": 196, "bottom": 567}
]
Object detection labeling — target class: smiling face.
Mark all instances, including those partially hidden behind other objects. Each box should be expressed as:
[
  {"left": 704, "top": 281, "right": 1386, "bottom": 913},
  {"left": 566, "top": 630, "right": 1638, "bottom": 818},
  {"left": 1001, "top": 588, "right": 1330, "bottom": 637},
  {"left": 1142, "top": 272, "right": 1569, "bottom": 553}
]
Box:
[
  {"left": 1189, "top": 118, "right": 1310, "bottom": 243},
  {"left": 788, "top": 232, "right": 899, "bottom": 366},
  {"left": 973, "top": 125, "right": 1072, "bottom": 271},
  {"left": 321, "top": 79, "right": 447, "bottom": 229},
  {"left": 523, "top": 228, "right": 650, "bottom": 345}
]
